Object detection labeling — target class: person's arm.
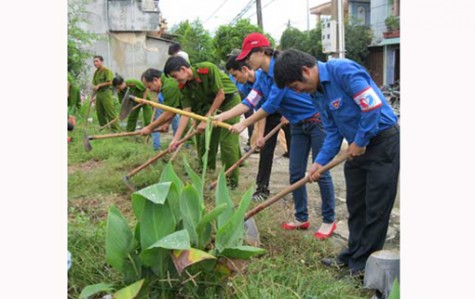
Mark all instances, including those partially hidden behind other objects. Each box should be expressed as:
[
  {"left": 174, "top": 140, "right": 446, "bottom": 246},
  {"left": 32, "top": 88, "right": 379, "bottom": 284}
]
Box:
[
  {"left": 214, "top": 103, "right": 250, "bottom": 122},
  {"left": 197, "top": 88, "right": 224, "bottom": 133},
  {"left": 308, "top": 107, "right": 343, "bottom": 181},
  {"left": 140, "top": 110, "right": 176, "bottom": 135},
  {"left": 168, "top": 111, "right": 191, "bottom": 151},
  {"left": 256, "top": 118, "right": 266, "bottom": 148},
  {"left": 337, "top": 62, "right": 383, "bottom": 155},
  {"left": 229, "top": 108, "right": 268, "bottom": 134},
  {"left": 93, "top": 69, "right": 114, "bottom": 91}
]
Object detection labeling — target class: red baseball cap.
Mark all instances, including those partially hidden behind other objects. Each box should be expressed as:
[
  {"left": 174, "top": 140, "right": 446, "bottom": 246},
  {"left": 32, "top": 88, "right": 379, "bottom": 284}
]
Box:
[{"left": 236, "top": 32, "right": 270, "bottom": 61}]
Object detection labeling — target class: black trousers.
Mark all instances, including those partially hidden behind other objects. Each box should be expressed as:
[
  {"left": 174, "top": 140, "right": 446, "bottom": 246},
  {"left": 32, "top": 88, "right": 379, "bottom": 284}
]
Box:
[
  {"left": 244, "top": 109, "right": 254, "bottom": 145},
  {"left": 338, "top": 125, "right": 400, "bottom": 271},
  {"left": 255, "top": 112, "right": 291, "bottom": 190}
]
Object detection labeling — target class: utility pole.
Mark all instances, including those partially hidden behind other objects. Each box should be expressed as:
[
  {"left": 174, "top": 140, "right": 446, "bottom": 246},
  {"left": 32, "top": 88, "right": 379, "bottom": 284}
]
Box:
[
  {"left": 306, "top": 0, "right": 310, "bottom": 31},
  {"left": 337, "top": 0, "right": 345, "bottom": 58},
  {"left": 256, "top": 0, "right": 263, "bottom": 30},
  {"left": 331, "top": 0, "right": 345, "bottom": 58}
]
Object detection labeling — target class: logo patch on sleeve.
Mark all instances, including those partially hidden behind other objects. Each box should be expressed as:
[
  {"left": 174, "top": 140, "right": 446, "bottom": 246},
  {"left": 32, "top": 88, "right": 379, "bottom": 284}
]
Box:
[
  {"left": 197, "top": 68, "right": 209, "bottom": 74},
  {"left": 246, "top": 89, "right": 263, "bottom": 107},
  {"left": 353, "top": 87, "right": 382, "bottom": 112},
  {"left": 330, "top": 98, "right": 341, "bottom": 110}
]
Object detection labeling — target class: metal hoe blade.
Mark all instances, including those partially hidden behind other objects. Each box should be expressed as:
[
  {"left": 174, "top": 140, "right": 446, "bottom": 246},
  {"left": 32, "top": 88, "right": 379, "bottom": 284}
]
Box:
[
  {"left": 119, "top": 88, "right": 133, "bottom": 120},
  {"left": 244, "top": 217, "right": 261, "bottom": 246},
  {"left": 82, "top": 130, "right": 92, "bottom": 152},
  {"left": 123, "top": 176, "right": 137, "bottom": 192}
]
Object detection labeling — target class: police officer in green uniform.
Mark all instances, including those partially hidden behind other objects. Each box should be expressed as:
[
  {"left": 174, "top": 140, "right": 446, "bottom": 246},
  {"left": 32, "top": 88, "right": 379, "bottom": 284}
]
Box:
[
  {"left": 112, "top": 75, "right": 152, "bottom": 132},
  {"left": 139, "top": 68, "right": 184, "bottom": 135},
  {"left": 164, "top": 56, "right": 241, "bottom": 187},
  {"left": 68, "top": 72, "right": 81, "bottom": 115},
  {"left": 92, "top": 55, "right": 119, "bottom": 131}
]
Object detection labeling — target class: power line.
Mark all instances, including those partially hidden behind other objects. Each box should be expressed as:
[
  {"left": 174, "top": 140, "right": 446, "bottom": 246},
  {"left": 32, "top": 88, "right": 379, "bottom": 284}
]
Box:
[
  {"left": 246, "top": 0, "right": 278, "bottom": 18},
  {"left": 203, "top": 0, "right": 232, "bottom": 24},
  {"left": 230, "top": 0, "right": 256, "bottom": 24}
]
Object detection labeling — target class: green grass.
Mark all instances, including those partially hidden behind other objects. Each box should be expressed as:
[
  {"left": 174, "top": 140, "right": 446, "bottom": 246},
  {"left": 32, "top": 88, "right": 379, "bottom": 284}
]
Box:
[{"left": 68, "top": 107, "right": 372, "bottom": 298}]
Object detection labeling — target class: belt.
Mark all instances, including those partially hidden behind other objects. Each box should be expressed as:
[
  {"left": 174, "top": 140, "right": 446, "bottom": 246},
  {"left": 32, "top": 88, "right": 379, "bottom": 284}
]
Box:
[
  {"left": 371, "top": 124, "right": 399, "bottom": 144},
  {"left": 301, "top": 113, "right": 321, "bottom": 124}
]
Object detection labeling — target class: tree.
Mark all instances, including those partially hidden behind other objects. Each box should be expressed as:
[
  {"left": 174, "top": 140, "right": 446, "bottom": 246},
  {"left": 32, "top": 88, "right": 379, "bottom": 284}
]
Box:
[
  {"left": 279, "top": 24, "right": 326, "bottom": 61},
  {"left": 170, "top": 19, "right": 215, "bottom": 63},
  {"left": 212, "top": 19, "right": 275, "bottom": 62},
  {"left": 280, "top": 27, "right": 309, "bottom": 52},
  {"left": 68, "top": 0, "right": 97, "bottom": 83},
  {"left": 344, "top": 22, "right": 372, "bottom": 65}
]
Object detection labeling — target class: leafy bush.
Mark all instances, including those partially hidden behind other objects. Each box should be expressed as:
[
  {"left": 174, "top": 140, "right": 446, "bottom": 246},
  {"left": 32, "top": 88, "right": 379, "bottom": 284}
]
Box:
[{"left": 81, "top": 161, "right": 265, "bottom": 297}]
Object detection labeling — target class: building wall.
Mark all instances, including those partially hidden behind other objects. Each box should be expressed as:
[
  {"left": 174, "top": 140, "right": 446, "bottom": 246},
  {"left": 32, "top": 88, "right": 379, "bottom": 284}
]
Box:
[
  {"left": 79, "top": 0, "right": 171, "bottom": 86},
  {"left": 366, "top": 46, "right": 384, "bottom": 87},
  {"left": 349, "top": 0, "right": 370, "bottom": 26},
  {"left": 370, "top": 0, "right": 391, "bottom": 44}
]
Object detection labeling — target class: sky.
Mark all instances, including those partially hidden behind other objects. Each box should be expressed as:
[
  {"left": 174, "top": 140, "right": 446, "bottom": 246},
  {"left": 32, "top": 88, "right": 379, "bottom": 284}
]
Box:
[{"left": 159, "top": 0, "right": 328, "bottom": 42}]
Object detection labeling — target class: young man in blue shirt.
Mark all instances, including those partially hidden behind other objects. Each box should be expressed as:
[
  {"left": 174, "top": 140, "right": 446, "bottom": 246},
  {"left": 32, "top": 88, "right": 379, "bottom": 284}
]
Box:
[
  {"left": 226, "top": 51, "right": 255, "bottom": 152},
  {"left": 216, "top": 33, "right": 336, "bottom": 239},
  {"left": 273, "top": 49, "right": 400, "bottom": 277}
]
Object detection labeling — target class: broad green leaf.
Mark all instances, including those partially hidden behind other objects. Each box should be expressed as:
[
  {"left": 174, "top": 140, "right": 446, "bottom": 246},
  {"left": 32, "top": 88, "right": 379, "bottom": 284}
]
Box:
[
  {"left": 220, "top": 246, "right": 266, "bottom": 259},
  {"left": 79, "top": 283, "right": 114, "bottom": 299},
  {"left": 172, "top": 248, "right": 216, "bottom": 275},
  {"left": 106, "top": 206, "right": 134, "bottom": 272},
  {"left": 147, "top": 229, "right": 191, "bottom": 250},
  {"left": 196, "top": 203, "right": 228, "bottom": 232},
  {"left": 122, "top": 253, "right": 142, "bottom": 285},
  {"left": 132, "top": 182, "right": 172, "bottom": 205},
  {"left": 215, "top": 188, "right": 253, "bottom": 252},
  {"left": 131, "top": 196, "right": 146, "bottom": 221},
  {"left": 183, "top": 156, "right": 204, "bottom": 207},
  {"left": 180, "top": 185, "right": 202, "bottom": 247},
  {"left": 159, "top": 163, "right": 184, "bottom": 224},
  {"left": 160, "top": 162, "right": 184, "bottom": 191},
  {"left": 140, "top": 200, "right": 176, "bottom": 249},
  {"left": 215, "top": 169, "right": 234, "bottom": 229},
  {"left": 388, "top": 278, "right": 400, "bottom": 299},
  {"left": 140, "top": 247, "right": 168, "bottom": 276},
  {"left": 166, "top": 183, "right": 182, "bottom": 225},
  {"left": 138, "top": 199, "right": 176, "bottom": 276},
  {"left": 113, "top": 279, "right": 145, "bottom": 299}
]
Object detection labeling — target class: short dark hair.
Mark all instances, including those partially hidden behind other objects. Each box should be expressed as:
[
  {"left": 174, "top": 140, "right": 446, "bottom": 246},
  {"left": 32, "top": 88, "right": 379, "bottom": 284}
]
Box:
[
  {"left": 273, "top": 49, "right": 316, "bottom": 89},
  {"left": 93, "top": 55, "right": 104, "bottom": 61},
  {"left": 225, "top": 55, "right": 251, "bottom": 72},
  {"left": 142, "top": 68, "right": 162, "bottom": 82},
  {"left": 248, "top": 47, "right": 279, "bottom": 59},
  {"left": 112, "top": 75, "right": 124, "bottom": 87},
  {"left": 164, "top": 56, "right": 190, "bottom": 76},
  {"left": 168, "top": 42, "right": 181, "bottom": 55}
]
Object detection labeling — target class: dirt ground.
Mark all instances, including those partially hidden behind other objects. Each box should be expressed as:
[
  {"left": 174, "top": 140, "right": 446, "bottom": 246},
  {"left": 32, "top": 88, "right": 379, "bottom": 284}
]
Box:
[{"left": 234, "top": 127, "right": 400, "bottom": 252}]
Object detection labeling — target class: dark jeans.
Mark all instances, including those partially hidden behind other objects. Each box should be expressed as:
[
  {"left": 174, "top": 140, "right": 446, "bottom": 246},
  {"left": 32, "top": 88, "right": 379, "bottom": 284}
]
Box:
[
  {"left": 244, "top": 109, "right": 254, "bottom": 145},
  {"left": 255, "top": 112, "right": 291, "bottom": 190},
  {"left": 290, "top": 121, "right": 335, "bottom": 223},
  {"left": 338, "top": 125, "right": 400, "bottom": 271}
]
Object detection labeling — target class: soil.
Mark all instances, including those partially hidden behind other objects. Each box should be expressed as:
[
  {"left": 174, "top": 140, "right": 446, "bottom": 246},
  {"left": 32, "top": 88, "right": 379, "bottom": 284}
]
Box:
[{"left": 234, "top": 134, "right": 400, "bottom": 252}]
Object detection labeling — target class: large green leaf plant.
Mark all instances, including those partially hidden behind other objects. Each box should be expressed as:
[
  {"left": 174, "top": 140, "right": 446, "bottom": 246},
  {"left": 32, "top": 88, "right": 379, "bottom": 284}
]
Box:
[{"left": 82, "top": 124, "right": 265, "bottom": 297}]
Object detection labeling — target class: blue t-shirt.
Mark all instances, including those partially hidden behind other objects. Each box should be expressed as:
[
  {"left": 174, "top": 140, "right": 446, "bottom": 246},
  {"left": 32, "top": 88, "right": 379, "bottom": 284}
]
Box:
[
  {"left": 312, "top": 59, "right": 398, "bottom": 165},
  {"left": 242, "top": 58, "right": 319, "bottom": 124}
]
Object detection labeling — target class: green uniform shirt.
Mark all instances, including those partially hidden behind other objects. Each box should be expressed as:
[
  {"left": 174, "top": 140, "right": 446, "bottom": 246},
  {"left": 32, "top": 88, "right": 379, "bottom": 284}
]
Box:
[
  {"left": 179, "top": 62, "right": 238, "bottom": 114},
  {"left": 118, "top": 79, "right": 146, "bottom": 103},
  {"left": 92, "top": 67, "right": 114, "bottom": 93},
  {"left": 160, "top": 73, "right": 182, "bottom": 109}
]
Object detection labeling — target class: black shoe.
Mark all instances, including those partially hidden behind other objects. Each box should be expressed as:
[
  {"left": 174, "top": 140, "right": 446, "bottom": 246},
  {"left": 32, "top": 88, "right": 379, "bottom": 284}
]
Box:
[
  {"left": 282, "top": 151, "right": 289, "bottom": 158},
  {"left": 321, "top": 258, "right": 347, "bottom": 268},
  {"left": 252, "top": 189, "right": 269, "bottom": 202}
]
